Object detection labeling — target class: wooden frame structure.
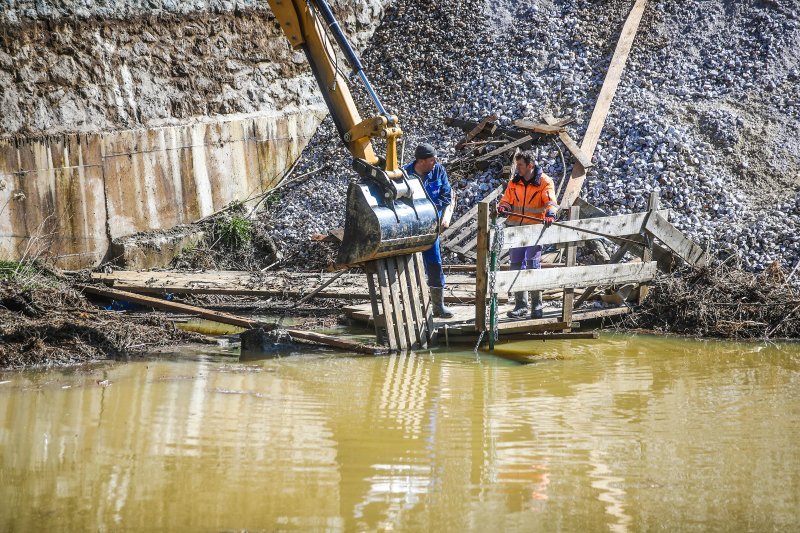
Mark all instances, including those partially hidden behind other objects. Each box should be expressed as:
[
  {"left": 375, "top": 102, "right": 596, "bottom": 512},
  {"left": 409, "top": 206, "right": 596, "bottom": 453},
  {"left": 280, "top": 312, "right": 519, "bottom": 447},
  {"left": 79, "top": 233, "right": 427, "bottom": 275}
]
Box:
[
  {"left": 365, "top": 253, "right": 434, "bottom": 352},
  {"left": 475, "top": 191, "right": 668, "bottom": 335}
]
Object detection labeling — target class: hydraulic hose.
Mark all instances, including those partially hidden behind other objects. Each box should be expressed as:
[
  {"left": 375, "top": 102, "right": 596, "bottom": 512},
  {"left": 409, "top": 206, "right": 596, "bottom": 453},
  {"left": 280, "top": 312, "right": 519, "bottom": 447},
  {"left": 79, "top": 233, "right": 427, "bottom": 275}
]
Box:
[{"left": 311, "top": 0, "right": 390, "bottom": 118}]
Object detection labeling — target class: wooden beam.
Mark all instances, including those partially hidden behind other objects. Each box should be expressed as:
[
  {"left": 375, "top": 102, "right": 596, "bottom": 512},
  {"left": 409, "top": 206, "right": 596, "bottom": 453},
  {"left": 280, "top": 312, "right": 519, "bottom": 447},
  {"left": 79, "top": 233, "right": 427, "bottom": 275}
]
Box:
[
  {"left": 80, "top": 284, "right": 385, "bottom": 355},
  {"left": 447, "top": 331, "right": 599, "bottom": 345},
  {"left": 373, "top": 260, "right": 398, "bottom": 350},
  {"left": 644, "top": 212, "right": 709, "bottom": 267},
  {"left": 576, "top": 197, "right": 677, "bottom": 271},
  {"left": 559, "top": 0, "right": 648, "bottom": 209},
  {"left": 494, "top": 261, "right": 658, "bottom": 293},
  {"left": 512, "top": 119, "right": 564, "bottom": 135},
  {"left": 497, "top": 319, "right": 572, "bottom": 334},
  {"left": 639, "top": 191, "right": 659, "bottom": 304},
  {"left": 80, "top": 284, "right": 262, "bottom": 329},
  {"left": 502, "top": 210, "right": 669, "bottom": 249},
  {"left": 475, "top": 135, "right": 533, "bottom": 162},
  {"left": 456, "top": 113, "right": 497, "bottom": 150},
  {"left": 561, "top": 206, "right": 580, "bottom": 323},
  {"left": 282, "top": 330, "right": 387, "bottom": 355}
]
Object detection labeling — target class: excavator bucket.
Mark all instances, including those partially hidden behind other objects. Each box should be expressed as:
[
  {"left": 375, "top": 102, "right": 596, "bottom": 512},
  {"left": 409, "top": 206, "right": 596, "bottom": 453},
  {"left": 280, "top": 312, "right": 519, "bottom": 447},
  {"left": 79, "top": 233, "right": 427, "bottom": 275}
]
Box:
[{"left": 337, "top": 176, "right": 439, "bottom": 265}]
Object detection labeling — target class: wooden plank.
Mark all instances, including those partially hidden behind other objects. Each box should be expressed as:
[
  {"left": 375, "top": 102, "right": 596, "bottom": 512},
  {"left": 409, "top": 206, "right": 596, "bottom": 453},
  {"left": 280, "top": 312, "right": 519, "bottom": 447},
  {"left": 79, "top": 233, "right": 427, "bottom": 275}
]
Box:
[
  {"left": 475, "top": 135, "right": 533, "bottom": 162},
  {"left": 561, "top": 206, "right": 580, "bottom": 323},
  {"left": 543, "top": 115, "right": 594, "bottom": 169},
  {"left": 475, "top": 201, "right": 490, "bottom": 332},
  {"left": 374, "top": 260, "right": 399, "bottom": 350},
  {"left": 79, "top": 284, "right": 262, "bottom": 329},
  {"left": 413, "top": 253, "right": 435, "bottom": 343},
  {"left": 498, "top": 319, "right": 572, "bottom": 334},
  {"left": 393, "top": 256, "right": 416, "bottom": 348},
  {"left": 440, "top": 185, "right": 503, "bottom": 243},
  {"left": 639, "top": 191, "right": 659, "bottom": 304},
  {"left": 559, "top": 0, "right": 648, "bottom": 209},
  {"left": 502, "top": 210, "right": 669, "bottom": 249},
  {"left": 456, "top": 113, "right": 497, "bottom": 150},
  {"left": 385, "top": 258, "right": 407, "bottom": 351},
  {"left": 644, "top": 212, "right": 709, "bottom": 268},
  {"left": 283, "top": 330, "right": 387, "bottom": 355},
  {"left": 494, "top": 261, "right": 658, "bottom": 293},
  {"left": 365, "top": 267, "right": 384, "bottom": 344},
  {"left": 448, "top": 331, "right": 599, "bottom": 346},
  {"left": 558, "top": 131, "right": 594, "bottom": 169},
  {"left": 572, "top": 306, "right": 630, "bottom": 321},
  {"left": 576, "top": 197, "right": 676, "bottom": 271},
  {"left": 402, "top": 254, "right": 428, "bottom": 349},
  {"left": 512, "top": 120, "right": 564, "bottom": 135}
]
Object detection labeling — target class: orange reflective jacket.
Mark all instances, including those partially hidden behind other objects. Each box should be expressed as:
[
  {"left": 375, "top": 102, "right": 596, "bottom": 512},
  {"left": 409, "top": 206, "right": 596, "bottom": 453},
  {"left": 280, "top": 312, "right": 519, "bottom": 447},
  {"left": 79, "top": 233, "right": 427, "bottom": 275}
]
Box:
[{"left": 498, "top": 173, "right": 557, "bottom": 226}]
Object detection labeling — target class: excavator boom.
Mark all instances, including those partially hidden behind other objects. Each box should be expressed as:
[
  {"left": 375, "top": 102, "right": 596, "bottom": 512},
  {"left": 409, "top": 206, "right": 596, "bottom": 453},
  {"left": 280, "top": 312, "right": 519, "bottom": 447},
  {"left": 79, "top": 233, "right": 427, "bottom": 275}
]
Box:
[{"left": 267, "top": 0, "right": 439, "bottom": 265}]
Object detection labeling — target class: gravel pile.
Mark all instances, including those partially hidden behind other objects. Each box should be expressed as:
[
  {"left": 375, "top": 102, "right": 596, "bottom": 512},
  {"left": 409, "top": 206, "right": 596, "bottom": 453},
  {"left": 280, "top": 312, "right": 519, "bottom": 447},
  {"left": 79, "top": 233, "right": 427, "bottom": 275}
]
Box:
[{"left": 268, "top": 0, "right": 800, "bottom": 272}]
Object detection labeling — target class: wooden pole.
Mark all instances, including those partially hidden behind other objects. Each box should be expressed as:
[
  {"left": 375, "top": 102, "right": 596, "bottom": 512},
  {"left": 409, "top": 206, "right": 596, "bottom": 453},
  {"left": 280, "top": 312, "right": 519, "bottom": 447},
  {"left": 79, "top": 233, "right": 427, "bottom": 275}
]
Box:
[
  {"left": 640, "top": 190, "right": 659, "bottom": 304},
  {"left": 475, "top": 200, "right": 490, "bottom": 332},
  {"left": 561, "top": 206, "right": 580, "bottom": 325},
  {"left": 559, "top": 0, "right": 649, "bottom": 210}
]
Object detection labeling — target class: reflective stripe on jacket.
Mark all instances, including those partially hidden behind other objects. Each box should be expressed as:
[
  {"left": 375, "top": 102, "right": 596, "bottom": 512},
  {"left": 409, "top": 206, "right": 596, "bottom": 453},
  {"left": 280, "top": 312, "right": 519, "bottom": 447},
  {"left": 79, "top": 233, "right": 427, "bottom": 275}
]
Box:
[{"left": 498, "top": 172, "right": 557, "bottom": 226}]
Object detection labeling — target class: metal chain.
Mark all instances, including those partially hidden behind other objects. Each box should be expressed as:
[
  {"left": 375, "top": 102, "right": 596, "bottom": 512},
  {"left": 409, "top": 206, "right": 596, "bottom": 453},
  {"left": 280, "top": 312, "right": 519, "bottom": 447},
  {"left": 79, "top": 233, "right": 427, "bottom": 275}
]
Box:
[{"left": 474, "top": 205, "right": 505, "bottom": 352}]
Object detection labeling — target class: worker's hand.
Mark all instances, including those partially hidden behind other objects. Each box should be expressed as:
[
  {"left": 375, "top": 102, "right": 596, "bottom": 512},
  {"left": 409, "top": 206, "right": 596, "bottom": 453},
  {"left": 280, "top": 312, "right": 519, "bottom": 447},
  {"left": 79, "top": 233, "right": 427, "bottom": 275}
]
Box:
[
  {"left": 497, "top": 204, "right": 510, "bottom": 216},
  {"left": 440, "top": 219, "right": 450, "bottom": 230},
  {"left": 544, "top": 210, "right": 556, "bottom": 228}
]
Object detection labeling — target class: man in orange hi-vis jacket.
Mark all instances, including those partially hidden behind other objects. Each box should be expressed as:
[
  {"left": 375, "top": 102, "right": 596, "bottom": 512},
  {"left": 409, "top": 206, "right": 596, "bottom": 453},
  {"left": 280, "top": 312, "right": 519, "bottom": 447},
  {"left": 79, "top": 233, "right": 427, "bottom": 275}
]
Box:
[{"left": 497, "top": 151, "right": 558, "bottom": 319}]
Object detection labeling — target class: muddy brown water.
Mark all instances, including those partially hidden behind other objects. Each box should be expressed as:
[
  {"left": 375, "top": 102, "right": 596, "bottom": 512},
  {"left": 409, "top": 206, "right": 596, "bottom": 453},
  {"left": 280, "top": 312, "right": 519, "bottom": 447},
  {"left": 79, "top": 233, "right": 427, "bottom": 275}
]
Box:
[{"left": 1, "top": 334, "right": 799, "bottom": 531}]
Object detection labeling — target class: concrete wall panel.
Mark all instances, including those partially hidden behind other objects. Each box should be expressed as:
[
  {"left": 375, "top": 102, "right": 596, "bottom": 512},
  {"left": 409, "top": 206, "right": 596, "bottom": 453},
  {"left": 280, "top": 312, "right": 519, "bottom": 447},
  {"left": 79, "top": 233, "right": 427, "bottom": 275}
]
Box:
[{"left": 1, "top": 108, "right": 327, "bottom": 268}]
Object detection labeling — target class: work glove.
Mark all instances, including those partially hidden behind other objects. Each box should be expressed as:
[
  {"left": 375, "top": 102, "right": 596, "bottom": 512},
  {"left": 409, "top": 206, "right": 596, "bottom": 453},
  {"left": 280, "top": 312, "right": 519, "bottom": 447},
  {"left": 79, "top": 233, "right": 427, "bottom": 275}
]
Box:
[
  {"left": 544, "top": 210, "right": 556, "bottom": 228},
  {"left": 497, "top": 204, "right": 511, "bottom": 216}
]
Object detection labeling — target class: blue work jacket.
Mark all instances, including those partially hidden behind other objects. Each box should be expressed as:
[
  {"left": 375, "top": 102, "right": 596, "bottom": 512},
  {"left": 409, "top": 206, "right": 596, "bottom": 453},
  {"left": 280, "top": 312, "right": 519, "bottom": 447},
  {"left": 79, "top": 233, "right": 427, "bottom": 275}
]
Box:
[{"left": 403, "top": 160, "right": 452, "bottom": 214}]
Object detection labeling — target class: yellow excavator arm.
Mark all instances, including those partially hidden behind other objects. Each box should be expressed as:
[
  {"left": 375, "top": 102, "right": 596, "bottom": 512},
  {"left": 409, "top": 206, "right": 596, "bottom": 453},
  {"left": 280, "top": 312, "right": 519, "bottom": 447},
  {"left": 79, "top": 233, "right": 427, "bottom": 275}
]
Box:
[
  {"left": 267, "top": 0, "right": 400, "bottom": 174},
  {"left": 266, "top": 0, "right": 439, "bottom": 265}
]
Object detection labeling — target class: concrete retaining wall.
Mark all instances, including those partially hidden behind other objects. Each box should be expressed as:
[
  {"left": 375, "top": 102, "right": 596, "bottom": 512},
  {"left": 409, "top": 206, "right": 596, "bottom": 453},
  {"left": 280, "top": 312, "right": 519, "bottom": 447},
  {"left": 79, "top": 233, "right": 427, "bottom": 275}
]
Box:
[{"left": 0, "top": 108, "right": 326, "bottom": 269}]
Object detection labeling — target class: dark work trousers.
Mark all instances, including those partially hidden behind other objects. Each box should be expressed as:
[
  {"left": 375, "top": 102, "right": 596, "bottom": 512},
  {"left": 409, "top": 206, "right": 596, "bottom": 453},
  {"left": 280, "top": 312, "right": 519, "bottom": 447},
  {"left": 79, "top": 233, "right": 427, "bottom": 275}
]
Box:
[{"left": 422, "top": 238, "right": 445, "bottom": 288}]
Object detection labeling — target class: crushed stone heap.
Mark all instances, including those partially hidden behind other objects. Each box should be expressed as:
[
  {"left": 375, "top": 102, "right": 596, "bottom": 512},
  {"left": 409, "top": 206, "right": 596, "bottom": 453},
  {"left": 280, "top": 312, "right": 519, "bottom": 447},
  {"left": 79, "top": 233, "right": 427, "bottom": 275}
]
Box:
[{"left": 267, "top": 0, "right": 800, "bottom": 272}]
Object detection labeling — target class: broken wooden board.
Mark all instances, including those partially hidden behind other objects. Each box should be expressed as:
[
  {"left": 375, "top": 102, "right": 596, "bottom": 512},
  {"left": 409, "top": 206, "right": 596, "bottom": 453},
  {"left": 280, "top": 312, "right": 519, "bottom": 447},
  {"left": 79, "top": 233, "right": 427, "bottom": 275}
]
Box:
[
  {"left": 475, "top": 135, "right": 533, "bottom": 162},
  {"left": 543, "top": 115, "right": 594, "bottom": 169},
  {"left": 559, "top": 0, "right": 649, "bottom": 209},
  {"left": 456, "top": 113, "right": 497, "bottom": 150},
  {"left": 512, "top": 119, "right": 564, "bottom": 135},
  {"left": 494, "top": 261, "right": 658, "bottom": 293},
  {"left": 643, "top": 211, "right": 709, "bottom": 267}
]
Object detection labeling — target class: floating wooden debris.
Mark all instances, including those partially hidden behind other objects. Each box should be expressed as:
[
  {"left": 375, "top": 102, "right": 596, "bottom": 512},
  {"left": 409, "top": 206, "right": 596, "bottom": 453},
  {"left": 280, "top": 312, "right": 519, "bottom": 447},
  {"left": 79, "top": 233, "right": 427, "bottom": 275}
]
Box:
[{"left": 79, "top": 284, "right": 385, "bottom": 355}]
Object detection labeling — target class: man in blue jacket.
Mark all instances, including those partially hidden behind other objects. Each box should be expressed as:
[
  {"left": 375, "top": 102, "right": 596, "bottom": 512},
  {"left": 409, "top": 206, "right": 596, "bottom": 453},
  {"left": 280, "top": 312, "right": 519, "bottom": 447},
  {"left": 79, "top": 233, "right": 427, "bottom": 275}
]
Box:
[{"left": 403, "top": 143, "right": 454, "bottom": 318}]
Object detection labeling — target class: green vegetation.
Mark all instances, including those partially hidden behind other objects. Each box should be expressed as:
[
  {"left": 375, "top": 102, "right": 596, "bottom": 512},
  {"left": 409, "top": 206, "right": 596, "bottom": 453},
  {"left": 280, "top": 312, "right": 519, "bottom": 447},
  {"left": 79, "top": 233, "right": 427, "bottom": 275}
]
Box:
[{"left": 218, "top": 215, "right": 252, "bottom": 248}]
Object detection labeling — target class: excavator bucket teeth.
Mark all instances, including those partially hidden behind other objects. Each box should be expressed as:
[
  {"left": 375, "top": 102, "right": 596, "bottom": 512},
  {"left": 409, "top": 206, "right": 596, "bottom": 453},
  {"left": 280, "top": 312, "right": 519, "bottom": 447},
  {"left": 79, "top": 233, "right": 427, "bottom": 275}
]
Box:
[{"left": 337, "top": 177, "right": 439, "bottom": 265}]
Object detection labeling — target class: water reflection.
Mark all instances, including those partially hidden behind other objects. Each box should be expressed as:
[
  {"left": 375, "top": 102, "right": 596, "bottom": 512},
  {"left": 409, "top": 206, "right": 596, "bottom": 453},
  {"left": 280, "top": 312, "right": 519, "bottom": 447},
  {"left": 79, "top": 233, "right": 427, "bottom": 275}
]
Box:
[{"left": 0, "top": 336, "right": 799, "bottom": 531}]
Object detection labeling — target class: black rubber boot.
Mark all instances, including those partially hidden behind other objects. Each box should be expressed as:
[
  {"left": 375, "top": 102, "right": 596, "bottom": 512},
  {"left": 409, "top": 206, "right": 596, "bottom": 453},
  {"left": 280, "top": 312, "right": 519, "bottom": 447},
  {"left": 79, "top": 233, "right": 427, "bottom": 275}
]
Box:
[
  {"left": 430, "top": 287, "right": 454, "bottom": 318},
  {"left": 506, "top": 291, "right": 528, "bottom": 318},
  {"left": 530, "top": 290, "right": 544, "bottom": 319}
]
